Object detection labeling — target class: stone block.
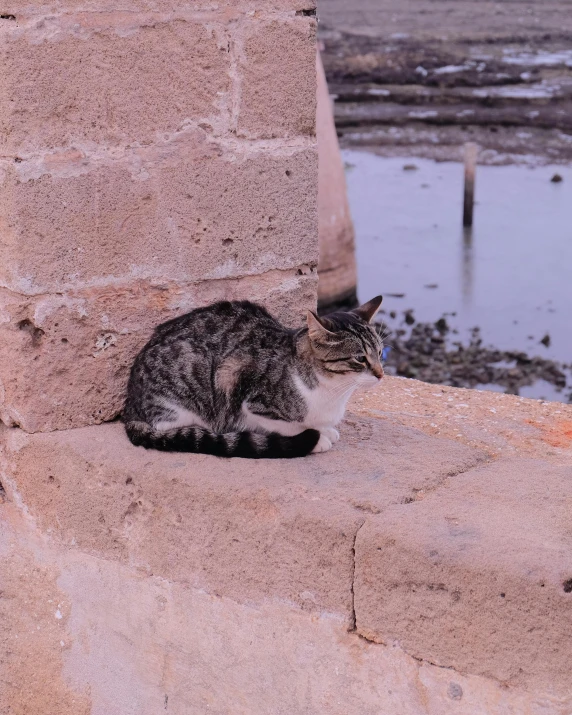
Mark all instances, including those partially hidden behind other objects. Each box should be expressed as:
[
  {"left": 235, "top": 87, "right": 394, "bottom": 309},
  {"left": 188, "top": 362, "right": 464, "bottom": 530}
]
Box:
[
  {"left": 0, "top": 423, "right": 360, "bottom": 619},
  {"left": 0, "top": 417, "right": 482, "bottom": 614},
  {"left": 1, "top": 0, "right": 315, "bottom": 15},
  {"left": 0, "top": 270, "right": 316, "bottom": 432},
  {"left": 3, "top": 503, "right": 568, "bottom": 715},
  {"left": 0, "top": 16, "right": 230, "bottom": 154},
  {"left": 3, "top": 383, "right": 572, "bottom": 713},
  {"left": 354, "top": 458, "right": 572, "bottom": 695},
  {"left": 237, "top": 18, "right": 317, "bottom": 138},
  {"left": 0, "top": 133, "right": 317, "bottom": 294},
  {"left": 0, "top": 508, "right": 92, "bottom": 714}
]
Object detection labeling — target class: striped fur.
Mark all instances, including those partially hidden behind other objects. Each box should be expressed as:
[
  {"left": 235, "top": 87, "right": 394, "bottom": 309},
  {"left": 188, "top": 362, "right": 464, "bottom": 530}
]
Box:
[
  {"left": 125, "top": 421, "right": 320, "bottom": 459},
  {"left": 123, "top": 298, "right": 383, "bottom": 458}
]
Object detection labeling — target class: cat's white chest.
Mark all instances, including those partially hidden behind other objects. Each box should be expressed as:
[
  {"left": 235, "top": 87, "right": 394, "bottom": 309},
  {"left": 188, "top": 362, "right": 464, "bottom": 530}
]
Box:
[{"left": 294, "top": 374, "right": 358, "bottom": 430}]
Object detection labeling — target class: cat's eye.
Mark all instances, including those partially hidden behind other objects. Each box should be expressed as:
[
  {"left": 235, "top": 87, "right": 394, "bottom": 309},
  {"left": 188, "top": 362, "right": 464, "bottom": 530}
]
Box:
[{"left": 355, "top": 356, "right": 367, "bottom": 364}]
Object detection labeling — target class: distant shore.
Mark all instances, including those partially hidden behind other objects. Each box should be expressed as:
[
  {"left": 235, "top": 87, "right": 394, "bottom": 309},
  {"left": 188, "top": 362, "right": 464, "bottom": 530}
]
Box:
[{"left": 319, "top": 0, "right": 572, "bottom": 165}]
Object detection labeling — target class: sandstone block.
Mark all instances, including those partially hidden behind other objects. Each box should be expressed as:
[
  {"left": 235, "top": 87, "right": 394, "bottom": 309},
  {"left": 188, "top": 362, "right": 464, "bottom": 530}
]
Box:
[
  {"left": 2, "top": 499, "right": 566, "bottom": 714},
  {"left": 0, "top": 134, "right": 317, "bottom": 294},
  {"left": 0, "top": 270, "right": 316, "bottom": 432},
  {"left": 237, "top": 18, "right": 317, "bottom": 138},
  {"left": 0, "top": 418, "right": 482, "bottom": 614},
  {"left": 0, "top": 424, "right": 361, "bottom": 618},
  {"left": 0, "top": 508, "right": 92, "bottom": 714},
  {"left": 1, "top": 0, "right": 315, "bottom": 15},
  {"left": 354, "top": 458, "right": 572, "bottom": 696},
  {"left": 0, "top": 17, "right": 230, "bottom": 154}
]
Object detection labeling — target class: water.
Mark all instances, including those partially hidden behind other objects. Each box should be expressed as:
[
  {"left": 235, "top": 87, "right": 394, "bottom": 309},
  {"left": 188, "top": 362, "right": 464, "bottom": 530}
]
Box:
[{"left": 343, "top": 151, "right": 572, "bottom": 399}]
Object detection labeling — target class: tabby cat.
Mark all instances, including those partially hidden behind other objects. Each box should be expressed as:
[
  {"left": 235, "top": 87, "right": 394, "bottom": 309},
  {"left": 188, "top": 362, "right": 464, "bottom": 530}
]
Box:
[{"left": 123, "top": 296, "right": 384, "bottom": 459}]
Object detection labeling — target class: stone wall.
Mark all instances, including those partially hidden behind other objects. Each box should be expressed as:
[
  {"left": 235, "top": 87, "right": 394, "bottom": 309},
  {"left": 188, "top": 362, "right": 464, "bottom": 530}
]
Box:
[
  {"left": 0, "top": 1, "right": 318, "bottom": 433},
  {"left": 2, "top": 380, "right": 572, "bottom": 713}
]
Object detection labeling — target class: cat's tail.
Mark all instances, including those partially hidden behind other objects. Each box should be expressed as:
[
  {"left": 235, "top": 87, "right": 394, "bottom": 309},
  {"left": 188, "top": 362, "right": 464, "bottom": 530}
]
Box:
[{"left": 124, "top": 421, "right": 321, "bottom": 459}]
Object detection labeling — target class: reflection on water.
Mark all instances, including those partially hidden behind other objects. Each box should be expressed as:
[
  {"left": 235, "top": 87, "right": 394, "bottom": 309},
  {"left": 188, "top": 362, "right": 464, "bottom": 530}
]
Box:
[
  {"left": 344, "top": 151, "right": 572, "bottom": 399},
  {"left": 462, "top": 225, "right": 474, "bottom": 305}
]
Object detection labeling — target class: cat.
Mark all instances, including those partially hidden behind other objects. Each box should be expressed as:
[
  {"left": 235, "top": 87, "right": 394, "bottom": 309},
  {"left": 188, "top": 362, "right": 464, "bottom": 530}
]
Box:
[{"left": 123, "top": 295, "right": 384, "bottom": 459}]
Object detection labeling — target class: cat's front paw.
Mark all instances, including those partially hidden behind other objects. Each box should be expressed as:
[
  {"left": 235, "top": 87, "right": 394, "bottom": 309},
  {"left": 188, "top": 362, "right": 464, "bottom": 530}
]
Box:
[
  {"left": 321, "top": 427, "right": 340, "bottom": 443},
  {"left": 312, "top": 433, "right": 333, "bottom": 454}
]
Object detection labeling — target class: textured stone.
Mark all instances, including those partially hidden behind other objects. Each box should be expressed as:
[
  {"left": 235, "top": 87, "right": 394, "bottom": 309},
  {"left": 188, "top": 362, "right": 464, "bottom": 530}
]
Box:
[
  {"left": 2, "top": 385, "right": 572, "bottom": 712},
  {"left": 0, "top": 133, "right": 317, "bottom": 294},
  {"left": 238, "top": 18, "right": 317, "bottom": 138},
  {"left": 0, "top": 270, "right": 316, "bottom": 432},
  {"left": 0, "top": 506, "right": 91, "bottom": 715},
  {"left": 354, "top": 458, "right": 572, "bottom": 695},
  {"left": 350, "top": 375, "right": 572, "bottom": 465},
  {"left": 3, "top": 502, "right": 566, "bottom": 715},
  {"left": 1, "top": 0, "right": 316, "bottom": 14},
  {"left": 316, "top": 51, "right": 357, "bottom": 310},
  {"left": 0, "top": 0, "right": 319, "bottom": 437},
  {"left": 0, "top": 17, "right": 230, "bottom": 154},
  {"left": 0, "top": 415, "right": 482, "bottom": 613}
]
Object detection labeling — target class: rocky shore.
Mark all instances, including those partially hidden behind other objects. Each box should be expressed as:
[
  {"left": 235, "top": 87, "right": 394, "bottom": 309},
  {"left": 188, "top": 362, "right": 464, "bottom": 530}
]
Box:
[{"left": 377, "top": 313, "right": 571, "bottom": 402}]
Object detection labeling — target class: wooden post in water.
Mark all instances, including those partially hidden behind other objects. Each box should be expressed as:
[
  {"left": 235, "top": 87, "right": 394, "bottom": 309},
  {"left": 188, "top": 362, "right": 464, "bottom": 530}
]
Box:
[{"left": 463, "top": 142, "right": 478, "bottom": 227}]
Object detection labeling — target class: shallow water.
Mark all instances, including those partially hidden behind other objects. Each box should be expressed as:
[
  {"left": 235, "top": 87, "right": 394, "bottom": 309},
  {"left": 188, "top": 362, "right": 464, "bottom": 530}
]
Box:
[
  {"left": 343, "top": 151, "right": 572, "bottom": 399},
  {"left": 501, "top": 49, "right": 572, "bottom": 67}
]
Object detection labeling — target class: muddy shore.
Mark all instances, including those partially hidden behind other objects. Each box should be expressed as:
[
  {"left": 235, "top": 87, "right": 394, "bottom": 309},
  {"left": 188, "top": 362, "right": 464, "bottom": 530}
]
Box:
[
  {"left": 319, "top": 0, "right": 572, "bottom": 164},
  {"left": 377, "top": 312, "right": 572, "bottom": 403}
]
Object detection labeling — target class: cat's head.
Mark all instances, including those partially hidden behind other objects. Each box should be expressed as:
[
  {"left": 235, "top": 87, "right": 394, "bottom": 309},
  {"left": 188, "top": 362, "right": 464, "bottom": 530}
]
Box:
[{"left": 306, "top": 296, "right": 384, "bottom": 386}]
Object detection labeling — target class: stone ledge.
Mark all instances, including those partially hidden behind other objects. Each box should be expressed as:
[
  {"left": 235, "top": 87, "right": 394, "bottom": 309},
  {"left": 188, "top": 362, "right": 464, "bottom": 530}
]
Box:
[
  {"left": 6, "top": 502, "right": 566, "bottom": 715},
  {"left": 2, "top": 379, "right": 572, "bottom": 706},
  {"left": 0, "top": 406, "right": 482, "bottom": 620}
]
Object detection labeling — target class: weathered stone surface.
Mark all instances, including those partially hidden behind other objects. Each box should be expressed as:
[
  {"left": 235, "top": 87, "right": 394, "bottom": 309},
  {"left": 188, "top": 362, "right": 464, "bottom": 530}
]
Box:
[
  {"left": 58, "top": 552, "right": 572, "bottom": 715},
  {"left": 1, "top": 0, "right": 315, "bottom": 14},
  {"left": 0, "top": 134, "right": 317, "bottom": 294},
  {"left": 0, "top": 415, "right": 482, "bottom": 615},
  {"left": 2, "top": 384, "right": 572, "bottom": 713},
  {"left": 0, "top": 505, "right": 91, "bottom": 715},
  {"left": 0, "top": 270, "right": 316, "bottom": 432},
  {"left": 0, "top": 0, "right": 319, "bottom": 438},
  {"left": 3, "top": 501, "right": 566, "bottom": 715},
  {"left": 238, "top": 18, "right": 317, "bottom": 138},
  {"left": 317, "top": 50, "right": 357, "bottom": 310},
  {"left": 350, "top": 375, "right": 572, "bottom": 464},
  {"left": 354, "top": 457, "right": 572, "bottom": 695},
  {"left": 0, "top": 17, "right": 230, "bottom": 154}
]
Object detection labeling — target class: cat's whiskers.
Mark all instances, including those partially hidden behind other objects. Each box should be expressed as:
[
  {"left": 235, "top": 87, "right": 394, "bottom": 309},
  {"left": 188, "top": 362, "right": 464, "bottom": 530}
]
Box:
[{"left": 322, "top": 377, "right": 360, "bottom": 404}]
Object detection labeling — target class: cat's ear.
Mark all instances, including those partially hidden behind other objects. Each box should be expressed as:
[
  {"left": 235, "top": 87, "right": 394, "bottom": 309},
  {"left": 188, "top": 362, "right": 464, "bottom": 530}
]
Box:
[
  {"left": 306, "top": 311, "right": 336, "bottom": 341},
  {"left": 353, "top": 295, "right": 383, "bottom": 323}
]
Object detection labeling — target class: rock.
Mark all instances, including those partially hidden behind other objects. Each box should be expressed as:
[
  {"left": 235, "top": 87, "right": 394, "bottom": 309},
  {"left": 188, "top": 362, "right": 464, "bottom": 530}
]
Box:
[{"left": 435, "top": 317, "right": 449, "bottom": 333}]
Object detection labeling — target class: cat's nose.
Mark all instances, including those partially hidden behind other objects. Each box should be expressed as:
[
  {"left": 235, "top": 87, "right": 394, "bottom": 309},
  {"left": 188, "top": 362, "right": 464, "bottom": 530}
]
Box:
[{"left": 372, "top": 363, "right": 384, "bottom": 379}]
